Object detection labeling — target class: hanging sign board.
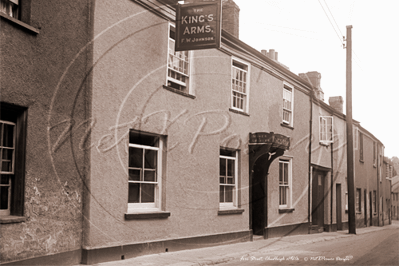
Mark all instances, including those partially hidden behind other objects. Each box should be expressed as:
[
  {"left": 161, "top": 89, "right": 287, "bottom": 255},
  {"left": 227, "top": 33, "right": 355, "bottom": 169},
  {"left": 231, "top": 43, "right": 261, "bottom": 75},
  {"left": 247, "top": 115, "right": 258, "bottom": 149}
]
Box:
[{"left": 175, "top": 0, "right": 221, "bottom": 51}]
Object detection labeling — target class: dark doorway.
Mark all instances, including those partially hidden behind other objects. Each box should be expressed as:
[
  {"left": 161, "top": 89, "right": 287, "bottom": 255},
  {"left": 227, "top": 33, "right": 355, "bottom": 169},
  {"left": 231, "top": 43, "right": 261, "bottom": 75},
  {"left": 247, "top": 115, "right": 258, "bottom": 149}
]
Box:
[
  {"left": 369, "top": 191, "right": 373, "bottom": 226},
  {"left": 251, "top": 154, "right": 269, "bottom": 236},
  {"left": 336, "top": 184, "right": 342, "bottom": 230},
  {"left": 312, "top": 169, "right": 326, "bottom": 231}
]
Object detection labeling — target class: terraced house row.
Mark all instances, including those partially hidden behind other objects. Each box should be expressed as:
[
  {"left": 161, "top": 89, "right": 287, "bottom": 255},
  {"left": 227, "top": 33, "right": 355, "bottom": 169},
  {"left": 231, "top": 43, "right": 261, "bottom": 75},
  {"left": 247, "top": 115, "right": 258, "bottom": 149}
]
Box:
[{"left": 0, "top": 0, "right": 393, "bottom": 265}]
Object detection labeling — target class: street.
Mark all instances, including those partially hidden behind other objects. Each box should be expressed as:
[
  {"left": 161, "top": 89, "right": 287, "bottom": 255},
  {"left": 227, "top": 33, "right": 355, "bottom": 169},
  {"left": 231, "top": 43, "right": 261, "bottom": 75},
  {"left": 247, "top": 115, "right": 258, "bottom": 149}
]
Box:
[{"left": 224, "top": 227, "right": 399, "bottom": 265}]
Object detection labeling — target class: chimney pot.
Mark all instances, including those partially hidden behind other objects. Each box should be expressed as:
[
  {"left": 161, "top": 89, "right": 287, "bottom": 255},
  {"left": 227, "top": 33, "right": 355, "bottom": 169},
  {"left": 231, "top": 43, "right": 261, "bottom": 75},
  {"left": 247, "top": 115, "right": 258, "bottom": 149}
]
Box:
[
  {"left": 329, "top": 96, "right": 344, "bottom": 113},
  {"left": 269, "top": 49, "right": 275, "bottom": 60}
]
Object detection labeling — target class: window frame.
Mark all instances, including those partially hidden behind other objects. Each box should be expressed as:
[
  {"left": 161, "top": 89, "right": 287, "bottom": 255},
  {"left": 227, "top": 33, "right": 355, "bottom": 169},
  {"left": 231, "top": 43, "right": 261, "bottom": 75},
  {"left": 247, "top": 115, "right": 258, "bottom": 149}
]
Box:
[
  {"left": 0, "top": 103, "right": 27, "bottom": 218},
  {"left": 0, "top": 0, "right": 19, "bottom": 20},
  {"left": 219, "top": 148, "right": 238, "bottom": 210},
  {"left": 356, "top": 188, "right": 361, "bottom": 213},
  {"left": 166, "top": 23, "right": 191, "bottom": 94},
  {"left": 230, "top": 57, "right": 250, "bottom": 113},
  {"left": 359, "top": 131, "right": 364, "bottom": 162},
  {"left": 282, "top": 82, "right": 294, "bottom": 126},
  {"left": 319, "top": 116, "right": 333, "bottom": 145},
  {"left": 279, "top": 157, "right": 292, "bottom": 209},
  {"left": 127, "top": 131, "right": 163, "bottom": 213}
]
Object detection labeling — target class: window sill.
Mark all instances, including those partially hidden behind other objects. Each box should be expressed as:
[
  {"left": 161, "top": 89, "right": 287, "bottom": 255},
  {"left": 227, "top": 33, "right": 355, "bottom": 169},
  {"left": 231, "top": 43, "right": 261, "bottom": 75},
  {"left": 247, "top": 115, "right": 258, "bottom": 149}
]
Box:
[
  {"left": 229, "top": 108, "right": 249, "bottom": 116},
  {"left": 125, "top": 211, "right": 170, "bottom": 220},
  {"left": 279, "top": 208, "right": 295, "bottom": 213},
  {"left": 218, "top": 208, "right": 245, "bottom": 215},
  {"left": 280, "top": 123, "right": 294, "bottom": 130},
  {"left": 163, "top": 85, "right": 195, "bottom": 99},
  {"left": 0, "top": 12, "right": 39, "bottom": 34},
  {"left": 359, "top": 160, "right": 364, "bottom": 163},
  {"left": 0, "top": 215, "right": 27, "bottom": 224}
]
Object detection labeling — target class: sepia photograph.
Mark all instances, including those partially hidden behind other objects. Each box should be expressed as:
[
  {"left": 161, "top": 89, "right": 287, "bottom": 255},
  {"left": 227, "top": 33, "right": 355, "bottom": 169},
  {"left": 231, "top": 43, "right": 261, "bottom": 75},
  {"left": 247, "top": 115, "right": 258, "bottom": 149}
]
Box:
[{"left": 1, "top": 0, "right": 398, "bottom": 265}]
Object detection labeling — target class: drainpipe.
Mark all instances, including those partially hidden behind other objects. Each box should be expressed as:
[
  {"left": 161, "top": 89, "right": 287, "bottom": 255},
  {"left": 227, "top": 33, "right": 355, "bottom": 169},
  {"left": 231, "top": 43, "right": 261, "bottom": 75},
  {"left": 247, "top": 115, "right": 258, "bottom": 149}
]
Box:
[
  {"left": 308, "top": 91, "right": 314, "bottom": 230},
  {"left": 330, "top": 141, "right": 334, "bottom": 231}
]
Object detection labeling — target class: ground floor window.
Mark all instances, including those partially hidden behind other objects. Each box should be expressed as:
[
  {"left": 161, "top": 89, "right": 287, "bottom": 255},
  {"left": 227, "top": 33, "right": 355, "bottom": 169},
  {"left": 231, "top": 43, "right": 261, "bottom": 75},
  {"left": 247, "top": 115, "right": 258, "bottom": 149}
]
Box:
[
  {"left": 128, "top": 131, "right": 163, "bottom": 212},
  {"left": 0, "top": 103, "right": 27, "bottom": 217},
  {"left": 356, "top": 188, "right": 361, "bottom": 213},
  {"left": 219, "top": 148, "right": 238, "bottom": 209},
  {"left": 279, "top": 158, "right": 292, "bottom": 208}
]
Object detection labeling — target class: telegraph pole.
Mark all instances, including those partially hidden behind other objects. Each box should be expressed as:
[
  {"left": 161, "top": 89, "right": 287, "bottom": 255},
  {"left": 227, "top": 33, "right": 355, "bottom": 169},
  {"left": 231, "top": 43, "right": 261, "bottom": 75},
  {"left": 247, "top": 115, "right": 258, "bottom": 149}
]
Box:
[{"left": 345, "top": 25, "right": 356, "bottom": 234}]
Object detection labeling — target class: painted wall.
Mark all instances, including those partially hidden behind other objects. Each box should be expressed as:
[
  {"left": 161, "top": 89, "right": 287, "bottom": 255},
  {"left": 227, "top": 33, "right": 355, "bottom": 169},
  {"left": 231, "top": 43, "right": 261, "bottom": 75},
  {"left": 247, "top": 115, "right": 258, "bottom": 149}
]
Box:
[
  {"left": 84, "top": 0, "right": 312, "bottom": 250},
  {"left": 331, "top": 114, "right": 348, "bottom": 227},
  {"left": 353, "top": 129, "right": 378, "bottom": 228},
  {"left": 0, "top": 0, "right": 92, "bottom": 263}
]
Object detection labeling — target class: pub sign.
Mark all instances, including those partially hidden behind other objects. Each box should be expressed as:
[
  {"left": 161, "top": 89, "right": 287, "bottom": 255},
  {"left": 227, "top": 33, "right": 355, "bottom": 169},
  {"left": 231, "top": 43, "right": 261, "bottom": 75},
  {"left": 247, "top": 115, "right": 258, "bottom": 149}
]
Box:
[{"left": 175, "top": 0, "right": 221, "bottom": 51}]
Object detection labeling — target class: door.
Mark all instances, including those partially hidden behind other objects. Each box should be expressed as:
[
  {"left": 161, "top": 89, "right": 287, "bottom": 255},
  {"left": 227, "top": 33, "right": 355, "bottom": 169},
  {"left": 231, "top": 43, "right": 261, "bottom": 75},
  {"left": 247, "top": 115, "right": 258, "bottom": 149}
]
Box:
[
  {"left": 312, "top": 170, "right": 325, "bottom": 230},
  {"left": 251, "top": 157, "right": 269, "bottom": 236},
  {"left": 369, "top": 191, "right": 373, "bottom": 226},
  {"left": 336, "top": 184, "right": 342, "bottom": 230}
]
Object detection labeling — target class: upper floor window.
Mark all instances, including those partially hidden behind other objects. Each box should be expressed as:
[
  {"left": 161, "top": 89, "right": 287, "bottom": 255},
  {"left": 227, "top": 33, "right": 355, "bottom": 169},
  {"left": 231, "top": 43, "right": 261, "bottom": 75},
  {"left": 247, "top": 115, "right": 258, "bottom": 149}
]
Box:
[
  {"left": 359, "top": 131, "right": 364, "bottom": 162},
  {"left": 167, "top": 24, "right": 190, "bottom": 93},
  {"left": 219, "top": 148, "right": 238, "bottom": 209},
  {"left": 282, "top": 83, "right": 293, "bottom": 126},
  {"left": 279, "top": 158, "right": 292, "bottom": 208},
  {"left": 319, "top": 116, "right": 333, "bottom": 145},
  {"left": 128, "top": 131, "right": 163, "bottom": 212},
  {"left": 0, "top": 0, "right": 19, "bottom": 19},
  {"left": 231, "top": 58, "right": 249, "bottom": 112},
  {"left": 373, "top": 142, "right": 377, "bottom": 166}
]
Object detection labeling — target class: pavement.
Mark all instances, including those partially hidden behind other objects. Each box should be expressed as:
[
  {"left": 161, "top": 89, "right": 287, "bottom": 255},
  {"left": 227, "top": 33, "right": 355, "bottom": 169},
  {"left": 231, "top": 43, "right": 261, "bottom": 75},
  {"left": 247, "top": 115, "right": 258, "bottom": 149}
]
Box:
[{"left": 91, "top": 221, "right": 399, "bottom": 266}]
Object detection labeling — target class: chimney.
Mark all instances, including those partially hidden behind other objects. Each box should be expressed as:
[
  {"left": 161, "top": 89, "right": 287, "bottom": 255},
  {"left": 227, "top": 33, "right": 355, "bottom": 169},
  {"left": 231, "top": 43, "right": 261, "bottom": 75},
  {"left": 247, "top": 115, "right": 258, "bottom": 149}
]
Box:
[
  {"left": 222, "top": 0, "right": 240, "bottom": 38},
  {"left": 184, "top": 0, "right": 240, "bottom": 38},
  {"left": 299, "top": 71, "right": 324, "bottom": 101},
  {"left": 329, "top": 96, "right": 344, "bottom": 113}
]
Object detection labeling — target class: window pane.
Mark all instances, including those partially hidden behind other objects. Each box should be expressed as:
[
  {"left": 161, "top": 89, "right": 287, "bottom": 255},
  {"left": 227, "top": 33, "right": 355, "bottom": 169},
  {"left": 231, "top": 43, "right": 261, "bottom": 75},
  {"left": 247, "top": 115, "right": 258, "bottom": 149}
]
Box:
[
  {"left": 144, "top": 170, "right": 156, "bottom": 182},
  {"left": 129, "top": 147, "right": 142, "bottom": 168},
  {"left": 0, "top": 175, "right": 9, "bottom": 184},
  {"left": 220, "top": 186, "right": 224, "bottom": 203},
  {"left": 128, "top": 183, "right": 139, "bottom": 203},
  {"left": 225, "top": 186, "right": 233, "bottom": 202},
  {"left": 128, "top": 169, "right": 140, "bottom": 181},
  {"left": 3, "top": 124, "right": 14, "bottom": 148},
  {"left": 129, "top": 132, "right": 158, "bottom": 147},
  {"left": 279, "top": 163, "right": 283, "bottom": 183},
  {"left": 220, "top": 149, "right": 235, "bottom": 157},
  {"left": 144, "top": 149, "right": 157, "bottom": 169},
  {"left": 227, "top": 177, "right": 234, "bottom": 184},
  {"left": 219, "top": 158, "right": 226, "bottom": 176},
  {"left": 2, "top": 148, "right": 13, "bottom": 160},
  {"left": 1, "top": 186, "right": 9, "bottom": 209},
  {"left": 220, "top": 176, "right": 225, "bottom": 184},
  {"left": 227, "top": 159, "right": 234, "bottom": 177},
  {"left": 284, "top": 163, "right": 288, "bottom": 184},
  {"left": 279, "top": 186, "right": 286, "bottom": 205},
  {"left": 1, "top": 162, "right": 11, "bottom": 172},
  {"left": 141, "top": 184, "right": 155, "bottom": 203}
]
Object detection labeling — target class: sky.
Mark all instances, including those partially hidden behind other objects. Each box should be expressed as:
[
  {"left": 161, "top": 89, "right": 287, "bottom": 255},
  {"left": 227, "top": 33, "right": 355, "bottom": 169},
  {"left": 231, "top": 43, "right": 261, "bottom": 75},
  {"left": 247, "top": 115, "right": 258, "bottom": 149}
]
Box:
[{"left": 233, "top": 0, "right": 399, "bottom": 158}]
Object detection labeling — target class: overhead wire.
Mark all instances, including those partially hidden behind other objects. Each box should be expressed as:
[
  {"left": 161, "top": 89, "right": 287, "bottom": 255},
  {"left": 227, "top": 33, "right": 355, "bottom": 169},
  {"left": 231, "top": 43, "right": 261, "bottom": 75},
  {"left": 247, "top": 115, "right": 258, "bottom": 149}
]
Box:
[
  {"left": 319, "top": 0, "right": 366, "bottom": 73},
  {"left": 318, "top": 0, "right": 343, "bottom": 46}
]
